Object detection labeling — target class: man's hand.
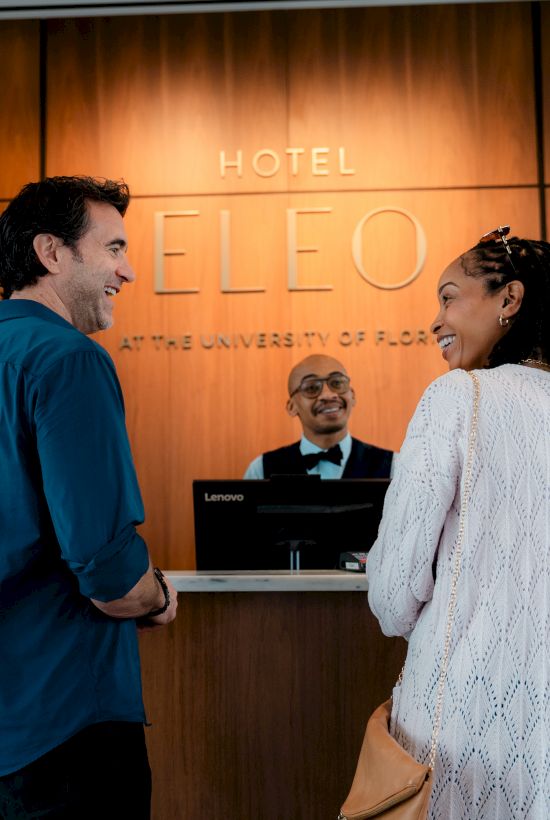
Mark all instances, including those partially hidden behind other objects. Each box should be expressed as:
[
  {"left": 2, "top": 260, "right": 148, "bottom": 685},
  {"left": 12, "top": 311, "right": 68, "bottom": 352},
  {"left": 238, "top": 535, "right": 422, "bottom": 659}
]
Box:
[
  {"left": 136, "top": 575, "right": 178, "bottom": 631},
  {"left": 91, "top": 562, "right": 178, "bottom": 626}
]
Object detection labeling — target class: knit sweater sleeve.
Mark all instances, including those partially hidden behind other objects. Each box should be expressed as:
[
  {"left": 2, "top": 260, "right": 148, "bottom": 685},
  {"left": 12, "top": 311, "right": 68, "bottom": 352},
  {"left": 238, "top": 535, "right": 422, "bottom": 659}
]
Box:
[{"left": 367, "top": 370, "right": 473, "bottom": 637}]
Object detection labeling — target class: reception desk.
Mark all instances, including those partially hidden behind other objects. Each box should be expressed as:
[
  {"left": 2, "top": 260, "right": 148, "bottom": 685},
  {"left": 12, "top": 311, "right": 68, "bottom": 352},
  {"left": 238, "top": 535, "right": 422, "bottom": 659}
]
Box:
[{"left": 139, "top": 571, "right": 407, "bottom": 820}]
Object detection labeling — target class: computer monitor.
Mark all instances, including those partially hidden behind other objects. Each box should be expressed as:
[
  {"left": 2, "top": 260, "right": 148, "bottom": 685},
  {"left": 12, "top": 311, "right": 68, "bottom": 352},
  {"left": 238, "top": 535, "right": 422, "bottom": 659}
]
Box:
[{"left": 193, "top": 476, "right": 390, "bottom": 571}]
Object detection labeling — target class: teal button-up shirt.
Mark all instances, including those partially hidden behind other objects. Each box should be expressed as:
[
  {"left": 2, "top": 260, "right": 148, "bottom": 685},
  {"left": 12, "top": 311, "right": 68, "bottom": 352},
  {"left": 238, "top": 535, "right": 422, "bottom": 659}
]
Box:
[{"left": 0, "top": 300, "right": 148, "bottom": 776}]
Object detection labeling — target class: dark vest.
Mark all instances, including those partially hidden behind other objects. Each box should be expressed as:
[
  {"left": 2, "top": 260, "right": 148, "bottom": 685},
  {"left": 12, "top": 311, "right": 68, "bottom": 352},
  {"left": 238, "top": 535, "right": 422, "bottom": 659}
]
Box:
[{"left": 262, "top": 438, "right": 393, "bottom": 479}]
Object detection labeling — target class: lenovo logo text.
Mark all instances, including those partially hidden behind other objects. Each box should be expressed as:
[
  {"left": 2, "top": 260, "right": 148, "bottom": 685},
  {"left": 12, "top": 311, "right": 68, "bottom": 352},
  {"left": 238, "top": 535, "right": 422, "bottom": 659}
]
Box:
[{"left": 204, "top": 493, "right": 245, "bottom": 502}]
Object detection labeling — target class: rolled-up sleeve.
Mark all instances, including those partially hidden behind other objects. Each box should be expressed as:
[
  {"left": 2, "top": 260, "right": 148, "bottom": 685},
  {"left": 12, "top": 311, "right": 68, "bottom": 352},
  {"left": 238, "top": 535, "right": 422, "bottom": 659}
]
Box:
[
  {"left": 33, "top": 347, "right": 149, "bottom": 601},
  {"left": 367, "top": 372, "right": 471, "bottom": 637}
]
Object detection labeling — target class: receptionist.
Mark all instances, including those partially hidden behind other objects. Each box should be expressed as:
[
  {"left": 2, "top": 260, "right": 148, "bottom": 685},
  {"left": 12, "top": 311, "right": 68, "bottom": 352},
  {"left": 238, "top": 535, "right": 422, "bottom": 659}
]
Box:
[{"left": 244, "top": 354, "right": 393, "bottom": 479}]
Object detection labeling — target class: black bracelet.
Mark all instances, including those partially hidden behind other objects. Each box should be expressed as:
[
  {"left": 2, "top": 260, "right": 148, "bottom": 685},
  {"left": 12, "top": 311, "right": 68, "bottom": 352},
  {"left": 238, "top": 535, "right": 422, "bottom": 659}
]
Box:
[{"left": 145, "top": 567, "right": 171, "bottom": 617}]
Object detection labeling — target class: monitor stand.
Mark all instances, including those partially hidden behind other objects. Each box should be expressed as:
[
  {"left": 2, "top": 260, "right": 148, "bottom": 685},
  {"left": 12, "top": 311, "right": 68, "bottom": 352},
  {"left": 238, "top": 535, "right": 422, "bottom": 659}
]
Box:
[{"left": 275, "top": 539, "right": 316, "bottom": 572}]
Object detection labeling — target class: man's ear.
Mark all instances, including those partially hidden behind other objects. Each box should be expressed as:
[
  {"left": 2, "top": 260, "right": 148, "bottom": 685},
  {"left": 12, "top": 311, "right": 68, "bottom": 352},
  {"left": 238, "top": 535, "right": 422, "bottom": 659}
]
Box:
[
  {"left": 350, "top": 387, "right": 356, "bottom": 407},
  {"left": 501, "top": 280, "right": 525, "bottom": 320},
  {"left": 286, "top": 397, "right": 299, "bottom": 418},
  {"left": 32, "top": 234, "right": 64, "bottom": 274}
]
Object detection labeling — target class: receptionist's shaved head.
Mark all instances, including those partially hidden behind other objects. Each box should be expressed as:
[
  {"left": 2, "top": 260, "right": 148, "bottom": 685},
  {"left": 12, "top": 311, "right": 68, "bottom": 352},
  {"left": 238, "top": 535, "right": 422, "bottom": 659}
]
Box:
[{"left": 287, "top": 354, "right": 349, "bottom": 395}]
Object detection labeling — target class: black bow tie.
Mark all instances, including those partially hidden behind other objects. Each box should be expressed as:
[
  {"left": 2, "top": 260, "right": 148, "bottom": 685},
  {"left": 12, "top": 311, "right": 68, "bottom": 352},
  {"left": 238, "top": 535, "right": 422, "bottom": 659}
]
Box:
[{"left": 302, "top": 444, "right": 343, "bottom": 470}]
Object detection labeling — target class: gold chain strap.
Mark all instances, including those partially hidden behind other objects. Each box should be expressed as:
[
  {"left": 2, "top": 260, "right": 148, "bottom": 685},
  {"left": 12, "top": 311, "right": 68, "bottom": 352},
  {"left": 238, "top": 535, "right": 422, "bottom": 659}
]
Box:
[{"left": 427, "top": 371, "right": 480, "bottom": 771}]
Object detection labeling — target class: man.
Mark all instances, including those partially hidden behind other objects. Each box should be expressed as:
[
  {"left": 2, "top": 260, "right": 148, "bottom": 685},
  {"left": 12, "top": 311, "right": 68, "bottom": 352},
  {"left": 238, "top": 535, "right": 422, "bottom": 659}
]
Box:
[
  {"left": 0, "top": 177, "right": 176, "bottom": 819},
  {"left": 244, "top": 354, "right": 393, "bottom": 479}
]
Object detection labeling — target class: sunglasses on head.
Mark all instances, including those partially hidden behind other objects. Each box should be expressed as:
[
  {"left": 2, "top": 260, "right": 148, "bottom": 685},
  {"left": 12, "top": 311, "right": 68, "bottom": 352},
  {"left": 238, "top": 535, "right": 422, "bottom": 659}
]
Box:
[{"left": 479, "top": 225, "right": 519, "bottom": 276}]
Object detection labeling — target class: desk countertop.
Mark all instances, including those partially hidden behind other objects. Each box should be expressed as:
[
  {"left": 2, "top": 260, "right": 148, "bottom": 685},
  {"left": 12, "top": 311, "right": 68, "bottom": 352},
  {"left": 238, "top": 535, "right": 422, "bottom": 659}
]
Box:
[{"left": 165, "top": 569, "right": 368, "bottom": 592}]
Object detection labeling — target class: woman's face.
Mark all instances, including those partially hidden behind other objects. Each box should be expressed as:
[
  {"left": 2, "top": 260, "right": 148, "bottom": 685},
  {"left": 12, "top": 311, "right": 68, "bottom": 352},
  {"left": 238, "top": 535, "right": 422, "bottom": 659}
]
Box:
[{"left": 431, "top": 258, "right": 508, "bottom": 371}]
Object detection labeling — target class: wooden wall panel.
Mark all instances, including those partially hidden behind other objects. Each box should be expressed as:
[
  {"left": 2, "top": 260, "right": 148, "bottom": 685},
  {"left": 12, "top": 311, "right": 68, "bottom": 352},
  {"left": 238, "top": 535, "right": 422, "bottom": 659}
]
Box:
[
  {"left": 0, "top": 21, "right": 40, "bottom": 199},
  {"left": 98, "top": 187, "right": 539, "bottom": 568},
  {"left": 286, "top": 4, "right": 536, "bottom": 191},
  {"left": 46, "top": 14, "right": 290, "bottom": 195},
  {"left": 45, "top": 5, "right": 536, "bottom": 195}
]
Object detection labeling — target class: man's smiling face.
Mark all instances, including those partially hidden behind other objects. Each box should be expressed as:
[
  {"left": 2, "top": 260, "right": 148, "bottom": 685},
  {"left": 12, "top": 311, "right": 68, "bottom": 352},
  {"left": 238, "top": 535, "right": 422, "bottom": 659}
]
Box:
[
  {"left": 53, "top": 200, "right": 135, "bottom": 335},
  {"left": 286, "top": 354, "right": 355, "bottom": 441}
]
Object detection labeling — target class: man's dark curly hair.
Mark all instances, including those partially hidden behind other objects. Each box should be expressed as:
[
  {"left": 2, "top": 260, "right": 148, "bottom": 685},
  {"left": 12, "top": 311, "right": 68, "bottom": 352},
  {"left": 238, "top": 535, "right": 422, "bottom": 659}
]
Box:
[
  {"left": 0, "top": 176, "right": 130, "bottom": 299},
  {"left": 460, "top": 234, "right": 550, "bottom": 366}
]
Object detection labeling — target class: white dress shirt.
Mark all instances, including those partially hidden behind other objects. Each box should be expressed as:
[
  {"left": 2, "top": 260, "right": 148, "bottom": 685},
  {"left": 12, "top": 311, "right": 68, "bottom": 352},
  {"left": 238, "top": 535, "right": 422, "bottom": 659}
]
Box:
[{"left": 243, "top": 433, "right": 353, "bottom": 480}]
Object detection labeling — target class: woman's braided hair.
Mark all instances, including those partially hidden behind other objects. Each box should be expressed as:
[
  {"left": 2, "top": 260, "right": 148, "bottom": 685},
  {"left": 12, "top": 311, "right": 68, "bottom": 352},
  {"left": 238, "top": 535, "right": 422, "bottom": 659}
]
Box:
[{"left": 461, "top": 234, "right": 550, "bottom": 367}]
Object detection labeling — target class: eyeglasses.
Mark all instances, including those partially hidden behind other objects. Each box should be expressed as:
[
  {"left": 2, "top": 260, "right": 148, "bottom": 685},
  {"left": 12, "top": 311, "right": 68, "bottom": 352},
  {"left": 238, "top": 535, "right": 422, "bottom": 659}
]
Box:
[
  {"left": 479, "top": 225, "right": 519, "bottom": 276},
  {"left": 289, "top": 373, "right": 351, "bottom": 399}
]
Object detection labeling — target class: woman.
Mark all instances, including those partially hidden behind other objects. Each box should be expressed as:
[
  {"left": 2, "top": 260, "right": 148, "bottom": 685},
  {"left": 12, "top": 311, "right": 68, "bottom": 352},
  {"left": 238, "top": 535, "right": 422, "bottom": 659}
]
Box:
[{"left": 367, "top": 228, "right": 550, "bottom": 819}]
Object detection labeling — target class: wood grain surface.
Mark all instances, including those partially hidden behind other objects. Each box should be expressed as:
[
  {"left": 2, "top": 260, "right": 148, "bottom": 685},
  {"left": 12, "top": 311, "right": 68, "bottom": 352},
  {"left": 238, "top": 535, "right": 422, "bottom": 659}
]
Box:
[
  {"left": 0, "top": 21, "right": 40, "bottom": 199},
  {"left": 44, "top": 6, "right": 536, "bottom": 195},
  {"left": 139, "top": 591, "right": 407, "bottom": 820}
]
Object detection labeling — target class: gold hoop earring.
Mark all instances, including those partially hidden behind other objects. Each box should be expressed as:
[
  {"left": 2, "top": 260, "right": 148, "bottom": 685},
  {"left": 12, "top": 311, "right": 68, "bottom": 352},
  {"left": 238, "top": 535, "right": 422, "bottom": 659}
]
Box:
[{"left": 498, "top": 314, "right": 509, "bottom": 327}]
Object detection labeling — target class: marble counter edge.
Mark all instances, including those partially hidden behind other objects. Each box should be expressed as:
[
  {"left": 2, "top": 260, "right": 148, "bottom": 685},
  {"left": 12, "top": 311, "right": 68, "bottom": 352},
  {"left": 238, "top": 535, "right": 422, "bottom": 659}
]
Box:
[{"left": 165, "top": 570, "right": 368, "bottom": 592}]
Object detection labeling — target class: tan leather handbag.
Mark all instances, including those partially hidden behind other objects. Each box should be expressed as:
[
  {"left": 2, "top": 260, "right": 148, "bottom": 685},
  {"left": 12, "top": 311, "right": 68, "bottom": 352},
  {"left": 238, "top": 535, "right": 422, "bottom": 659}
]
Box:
[
  {"left": 339, "top": 698, "right": 432, "bottom": 819},
  {"left": 339, "top": 372, "right": 480, "bottom": 820}
]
